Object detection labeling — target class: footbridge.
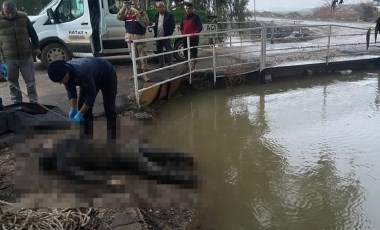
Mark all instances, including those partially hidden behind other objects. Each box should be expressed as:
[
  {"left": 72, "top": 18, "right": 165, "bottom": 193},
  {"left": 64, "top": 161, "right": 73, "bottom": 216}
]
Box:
[{"left": 132, "top": 19, "right": 380, "bottom": 106}]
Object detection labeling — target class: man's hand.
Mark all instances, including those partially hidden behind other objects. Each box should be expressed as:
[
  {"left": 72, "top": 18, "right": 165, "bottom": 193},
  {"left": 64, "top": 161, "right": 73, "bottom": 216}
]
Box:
[
  {"left": 68, "top": 109, "right": 79, "bottom": 118},
  {"left": 0, "top": 63, "right": 8, "bottom": 79},
  {"left": 70, "top": 111, "right": 84, "bottom": 123},
  {"left": 34, "top": 49, "right": 42, "bottom": 59},
  {"left": 130, "top": 7, "right": 140, "bottom": 16}
]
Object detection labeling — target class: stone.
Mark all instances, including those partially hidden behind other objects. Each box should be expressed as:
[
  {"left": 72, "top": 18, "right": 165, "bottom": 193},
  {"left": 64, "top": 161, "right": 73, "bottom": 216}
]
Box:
[{"left": 110, "top": 210, "right": 141, "bottom": 228}]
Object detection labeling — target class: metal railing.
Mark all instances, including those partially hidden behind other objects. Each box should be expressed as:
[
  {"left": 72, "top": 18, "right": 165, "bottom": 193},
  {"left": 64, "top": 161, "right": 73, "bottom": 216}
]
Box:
[{"left": 131, "top": 21, "right": 376, "bottom": 107}]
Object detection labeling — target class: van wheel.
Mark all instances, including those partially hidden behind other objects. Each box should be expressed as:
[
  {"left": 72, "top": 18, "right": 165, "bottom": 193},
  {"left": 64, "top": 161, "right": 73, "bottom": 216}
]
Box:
[
  {"left": 173, "top": 39, "right": 187, "bottom": 62},
  {"left": 41, "top": 43, "right": 72, "bottom": 68}
]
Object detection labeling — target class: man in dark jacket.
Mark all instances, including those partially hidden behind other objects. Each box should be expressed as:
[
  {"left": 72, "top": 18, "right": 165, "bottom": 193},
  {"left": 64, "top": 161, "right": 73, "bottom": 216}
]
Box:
[
  {"left": 47, "top": 57, "right": 118, "bottom": 140},
  {"left": 180, "top": 2, "right": 202, "bottom": 70},
  {"left": 153, "top": 1, "right": 175, "bottom": 68},
  {"left": 0, "top": 0, "right": 40, "bottom": 103}
]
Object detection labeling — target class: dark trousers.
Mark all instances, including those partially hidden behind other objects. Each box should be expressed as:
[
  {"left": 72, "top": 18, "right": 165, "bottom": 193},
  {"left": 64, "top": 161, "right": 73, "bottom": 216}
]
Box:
[
  {"left": 183, "top": 36, "right": 199, "bottom": 59},
  {"left": 156, "top": 38, "right": 172, "bottom": 66},
  {"left": 78, "top": 71, "right": 117, "bottom": 139}
]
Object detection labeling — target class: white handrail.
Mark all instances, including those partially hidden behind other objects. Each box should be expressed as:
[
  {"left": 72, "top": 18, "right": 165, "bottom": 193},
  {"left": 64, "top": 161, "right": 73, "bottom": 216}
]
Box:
[{"left": 131, "top": 22, "right": 376, "bottom": 107}]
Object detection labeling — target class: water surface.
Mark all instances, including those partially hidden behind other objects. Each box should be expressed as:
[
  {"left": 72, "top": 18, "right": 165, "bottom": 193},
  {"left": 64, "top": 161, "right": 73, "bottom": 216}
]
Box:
[{"left": 151, "top": 71, "right": 380, "bottom": 229}]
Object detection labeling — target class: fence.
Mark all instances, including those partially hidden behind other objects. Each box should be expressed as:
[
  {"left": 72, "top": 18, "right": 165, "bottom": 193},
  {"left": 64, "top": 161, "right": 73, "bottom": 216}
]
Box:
[{"left": 131, "top": 20, "right": 375, "bottom": 107}]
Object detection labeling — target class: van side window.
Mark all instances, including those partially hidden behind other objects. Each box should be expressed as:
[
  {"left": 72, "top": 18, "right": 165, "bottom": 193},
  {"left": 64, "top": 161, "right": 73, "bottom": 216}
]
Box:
[
  {"left": 109, "top": 0, "right": 121, "bottom": 14},
  {"left": 55, "top": 0, "right": 84, "bottom": 23}
]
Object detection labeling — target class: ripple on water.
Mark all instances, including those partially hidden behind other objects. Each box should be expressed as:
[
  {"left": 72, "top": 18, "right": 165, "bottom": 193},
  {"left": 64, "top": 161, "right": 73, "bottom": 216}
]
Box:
[{"left": 154, "top": 73, "right": 380, "bottom": 229}]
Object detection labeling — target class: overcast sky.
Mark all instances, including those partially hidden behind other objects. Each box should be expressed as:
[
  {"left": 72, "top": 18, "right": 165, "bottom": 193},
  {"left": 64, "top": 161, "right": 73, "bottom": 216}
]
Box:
[{"left": 247, "top": 0, "right": 372, "bottom": 11}]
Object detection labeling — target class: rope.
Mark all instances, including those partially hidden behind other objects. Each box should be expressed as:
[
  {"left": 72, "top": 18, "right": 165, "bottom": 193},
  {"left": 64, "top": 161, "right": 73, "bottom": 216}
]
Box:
[
  {"left": 0, "top": 72, "right": 68, "bottom": 120},
  {"left": 0, "top": 200, "right": 92, "bottom": 230}
]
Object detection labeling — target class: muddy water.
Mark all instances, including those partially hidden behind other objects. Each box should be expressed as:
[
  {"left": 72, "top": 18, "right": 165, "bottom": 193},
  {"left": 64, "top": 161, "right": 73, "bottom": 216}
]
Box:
[{"left": 150, "top": 71, "right": 380, "bottom": 229}]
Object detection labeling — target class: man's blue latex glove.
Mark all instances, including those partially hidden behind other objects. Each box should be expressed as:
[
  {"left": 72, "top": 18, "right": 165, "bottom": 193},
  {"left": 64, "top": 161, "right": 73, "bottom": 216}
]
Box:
[
  {"left": 70, "top": 111, "right": 84, "bottom": 123},
  {"left": 68, "top": 109, "right": 79, "bottom": 118},
  {"left": 0, "top": 63, "right": 8, "bottom": 79}
]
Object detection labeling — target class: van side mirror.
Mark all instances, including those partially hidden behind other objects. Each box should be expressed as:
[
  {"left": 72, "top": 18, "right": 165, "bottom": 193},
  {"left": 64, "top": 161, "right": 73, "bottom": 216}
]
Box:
[{"left": 47, "top": 8, "right": 56, "bottom": 24}]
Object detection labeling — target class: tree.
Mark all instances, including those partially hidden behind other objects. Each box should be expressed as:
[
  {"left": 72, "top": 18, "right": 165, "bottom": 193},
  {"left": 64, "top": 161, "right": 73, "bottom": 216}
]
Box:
[
  {"left": 173, "top": 0, "right": 251, "bottom": 22},
  {"left": 12, "top": 0, "right": 52, "bottom": 15}
]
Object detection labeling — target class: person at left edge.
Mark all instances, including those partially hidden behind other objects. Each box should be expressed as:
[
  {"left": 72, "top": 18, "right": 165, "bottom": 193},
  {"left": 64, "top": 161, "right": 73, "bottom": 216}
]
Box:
[
  {"left": 47, "top": 57, "right": 118, "bottom": 140},
  {"left": 0, "top": 0, "right": 40, "bottom": 103}
]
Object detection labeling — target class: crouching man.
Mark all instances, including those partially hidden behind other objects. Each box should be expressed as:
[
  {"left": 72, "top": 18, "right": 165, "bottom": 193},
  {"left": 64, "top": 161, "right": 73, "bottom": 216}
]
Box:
[{"left": 47, "top": 57, "right": 117, "bottom": 139}]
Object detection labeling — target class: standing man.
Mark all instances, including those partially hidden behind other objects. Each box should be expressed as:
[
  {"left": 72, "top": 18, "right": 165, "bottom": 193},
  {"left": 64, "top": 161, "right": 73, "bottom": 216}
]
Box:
[
  {"left": 180, "top": 2, "right": 202, "bottom": 71},
  {"left": 47, "top": 57, "right": 118, "bottom": 140},
  {"left": 117, "top": 0, "right": 150, "bottom": 81},
  {"left": 153, "top": 1, "right": 175, "bottom": 68},
  {"left": 0, "top": 0, "right": 40, "bottom": 104}
]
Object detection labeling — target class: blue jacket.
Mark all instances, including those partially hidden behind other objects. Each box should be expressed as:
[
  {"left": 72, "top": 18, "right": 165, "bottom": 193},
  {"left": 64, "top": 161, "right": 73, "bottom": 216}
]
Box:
[{"left": 65, "top": 57, "right": 115, "bottom": 107}]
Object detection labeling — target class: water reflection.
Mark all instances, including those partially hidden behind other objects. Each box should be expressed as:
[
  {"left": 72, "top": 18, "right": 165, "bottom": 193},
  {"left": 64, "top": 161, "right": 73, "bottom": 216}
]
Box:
[{"left": 151, "top": 72, "right": 380, "bottom": 229}]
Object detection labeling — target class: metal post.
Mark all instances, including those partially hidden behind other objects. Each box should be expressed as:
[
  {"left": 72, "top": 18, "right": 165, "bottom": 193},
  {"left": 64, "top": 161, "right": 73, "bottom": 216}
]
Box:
[
  {"left": 270, "top": 21, "right": 274, "bottom": 44},
  {"left": 187, "top": 36, "right": 192, "bottom": 84},
  {"left": 214, "top": 0, "right": 217, "bottom": 16},
  {"left": 213, "top": 43, "right": 216, "bottom": 86},
  {"left": 326, "top": 25, "right": 332, "bottom": 65},
  {"left": 229, "top": 23, "right": 232, "bottom": 47},
  {"left": 260, "top": 25, "right": 267, "bottom": 72},
  {"left": 131, "top": 42, "right": 140, "bottom": 108}
]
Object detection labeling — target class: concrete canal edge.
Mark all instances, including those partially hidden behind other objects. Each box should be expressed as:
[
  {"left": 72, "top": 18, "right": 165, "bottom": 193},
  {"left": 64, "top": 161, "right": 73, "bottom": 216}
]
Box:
[{"left": 179, "top": 57, "right": 380, "bottom": 90}]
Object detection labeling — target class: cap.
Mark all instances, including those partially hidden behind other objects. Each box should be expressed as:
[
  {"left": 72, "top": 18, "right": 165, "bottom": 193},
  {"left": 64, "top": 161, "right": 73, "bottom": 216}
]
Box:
[
  {"left": 47, "top": 60, "right": 68, "bottom": 83},
  {"left": 184, "top": 2, "right": 193, "bottom": 8}
]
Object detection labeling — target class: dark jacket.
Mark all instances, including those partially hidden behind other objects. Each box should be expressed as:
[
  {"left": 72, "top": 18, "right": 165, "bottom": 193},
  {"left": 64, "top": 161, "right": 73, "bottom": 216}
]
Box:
[
  {"left": 153, "top": 11, "right": 175, "bottom": 37},
  {"left": 65, "top": 57, "right": 116, "bottom": 107},
  {"left": 123, "top": 11, "right": 147, "bottom": 35},
  {"left": 180, "top": 13, "right": 202, "bottom": 38},
  {"left": 117, "top": 7, "right": 149, "bottom": 35},
  {"left": 0, "top": 11, "right": 39, "bottom": 62}
]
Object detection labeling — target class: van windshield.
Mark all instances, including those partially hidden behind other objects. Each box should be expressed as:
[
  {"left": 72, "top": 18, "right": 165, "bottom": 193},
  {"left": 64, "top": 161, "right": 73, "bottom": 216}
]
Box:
[{"left": 37, "top": 0, "right": 60, "bottom": 15}]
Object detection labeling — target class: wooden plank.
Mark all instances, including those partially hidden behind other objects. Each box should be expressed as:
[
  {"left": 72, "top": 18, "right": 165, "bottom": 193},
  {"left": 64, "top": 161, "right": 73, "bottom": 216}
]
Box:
[
  {"left": 158, "top": 82, "right": 169, "bottom": 100},
  {"left": 168, "top": 77, "right": 185, "bottom": 98},
  {"left": 139, "top": 83, "right": 160, "bottom": 106}
]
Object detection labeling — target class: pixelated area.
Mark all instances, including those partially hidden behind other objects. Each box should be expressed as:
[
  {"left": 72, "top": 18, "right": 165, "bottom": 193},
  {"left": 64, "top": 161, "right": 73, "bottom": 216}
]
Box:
[{"left": 14, "top": 117, "right": 198, "bottom": 208}]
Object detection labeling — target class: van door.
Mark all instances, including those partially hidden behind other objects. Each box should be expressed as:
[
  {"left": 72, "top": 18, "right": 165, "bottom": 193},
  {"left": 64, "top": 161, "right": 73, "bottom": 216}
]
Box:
[
  {"left": 88, "top": 0, "right": 103, "bottom": 54},
  {"left": 101, "top": 0, "right": 129, "bottom": 55},
  {"left": 54, "top": 0, "right": 93, "bottom": 54}
]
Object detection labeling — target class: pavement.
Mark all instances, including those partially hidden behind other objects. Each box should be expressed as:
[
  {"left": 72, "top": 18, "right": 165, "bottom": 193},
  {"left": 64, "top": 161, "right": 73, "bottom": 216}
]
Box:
[{"left": 0, "top": 59, "right": 169, "bottom": 116}]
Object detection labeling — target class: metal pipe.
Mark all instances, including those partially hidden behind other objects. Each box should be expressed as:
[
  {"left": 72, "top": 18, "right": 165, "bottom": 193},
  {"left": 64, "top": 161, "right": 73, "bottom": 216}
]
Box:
[
  {"left": 326, "top": 25, "right": 332, "bottom": 65},
  {"left": 213, "top": 43, "right": 216, "bottom": 86},
  {"left": 131, "top": 42, "right": 140, "bottom": 108},
  {"left": 260, "top": 26, "right": 267, "bottom": 71},
  {"left": 187, "top": 36, "right": 192, "bottom": 84}
]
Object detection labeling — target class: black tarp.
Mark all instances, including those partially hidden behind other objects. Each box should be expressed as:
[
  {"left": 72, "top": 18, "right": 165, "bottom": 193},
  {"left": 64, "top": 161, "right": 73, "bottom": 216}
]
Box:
[{"left": 0, "top": 103, "right": 66, "bottom": 147}]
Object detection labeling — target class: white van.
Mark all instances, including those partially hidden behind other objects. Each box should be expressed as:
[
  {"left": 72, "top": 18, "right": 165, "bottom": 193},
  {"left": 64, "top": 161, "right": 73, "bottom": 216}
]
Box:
[{"left": 29, "top": 0, "right": 217, "bottom": 67}]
